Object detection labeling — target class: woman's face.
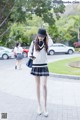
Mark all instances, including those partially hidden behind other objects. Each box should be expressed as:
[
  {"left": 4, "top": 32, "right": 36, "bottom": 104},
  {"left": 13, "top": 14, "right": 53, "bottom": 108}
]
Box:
[{"left": 38, "top": 36, "right": 45, "bottom": 41}]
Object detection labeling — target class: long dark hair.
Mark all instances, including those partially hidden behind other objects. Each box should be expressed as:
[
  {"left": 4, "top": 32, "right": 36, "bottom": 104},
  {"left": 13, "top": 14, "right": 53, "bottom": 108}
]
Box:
[
  {"left": 34, "top": 36, "right": 48, "bottom": 52},
  {"left": 16, "top": 42, "right": 20, "bottom": 47}
]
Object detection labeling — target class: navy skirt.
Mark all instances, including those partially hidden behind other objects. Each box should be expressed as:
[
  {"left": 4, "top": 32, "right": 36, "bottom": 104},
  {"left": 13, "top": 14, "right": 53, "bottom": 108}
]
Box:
[
  {"left": 31, "top": 66, "right": 49, "bottom": 76},
  {"left": 16, "top": 53, "right": 23, "bottom": 60}
]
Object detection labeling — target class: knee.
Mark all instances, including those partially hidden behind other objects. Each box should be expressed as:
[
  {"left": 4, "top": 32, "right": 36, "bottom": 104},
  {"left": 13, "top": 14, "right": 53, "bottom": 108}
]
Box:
[
  {"left": 37, "top": 83, "right": 40, "bottom": 88},
  {"left": 42, "top": 84, "right": 47, "bottom": 89}
]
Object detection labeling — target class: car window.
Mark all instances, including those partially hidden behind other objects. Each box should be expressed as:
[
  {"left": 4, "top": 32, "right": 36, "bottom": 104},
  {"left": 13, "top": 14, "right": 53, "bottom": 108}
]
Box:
[
  {"left": 50, "top": 44, "right": 66, "bottom": 47},
  {"left": 51, "top": 44, "right": 65, "bottom": 47},
  {"left": 52, "top": 45, "right": 58, "bottom": 47},
  {"left": 58, "top": 45, "right": 64, "bottom": 47},
  {"left": 0, "top": 47, "right": 11, "bottom": 51}
]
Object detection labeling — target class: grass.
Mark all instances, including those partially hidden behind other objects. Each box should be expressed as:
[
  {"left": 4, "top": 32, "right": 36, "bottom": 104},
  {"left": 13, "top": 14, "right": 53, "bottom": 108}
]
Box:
[{"left": 48, "top": 57, "right": 80, "bottom": 76}]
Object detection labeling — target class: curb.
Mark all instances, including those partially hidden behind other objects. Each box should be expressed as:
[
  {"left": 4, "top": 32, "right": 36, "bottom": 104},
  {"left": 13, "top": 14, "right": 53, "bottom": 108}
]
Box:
[{"left": 50, "top": 72, "right": 80, "bottom": 80}]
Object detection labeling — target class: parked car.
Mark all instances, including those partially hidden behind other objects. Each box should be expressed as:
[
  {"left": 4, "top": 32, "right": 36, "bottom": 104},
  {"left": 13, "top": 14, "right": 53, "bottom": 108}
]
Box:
[
  {"left": 48, "top": 43, "right": 75, "bottom": 55},
  {"left": 73, "top": 42, "right": 80, "bottom": 48},
  {"left": 0, "top": 46, "right": 14, "bottom": 60},
  {"left": 22, "top": 48, "right": 29, "bottom": 57}
]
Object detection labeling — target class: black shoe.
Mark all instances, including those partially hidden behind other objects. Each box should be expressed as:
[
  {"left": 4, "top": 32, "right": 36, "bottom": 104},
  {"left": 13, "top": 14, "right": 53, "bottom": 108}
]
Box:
[{"left": 15, "top": 66, "right": 17, "bottom": 69}]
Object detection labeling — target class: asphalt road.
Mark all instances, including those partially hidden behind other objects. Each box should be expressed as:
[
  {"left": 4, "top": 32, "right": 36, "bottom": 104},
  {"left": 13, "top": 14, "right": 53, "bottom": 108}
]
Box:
[
  {"left": 0, "top": 53, "right": 80, "bottom": 120},
  {"left": 0, "top": 53, "right": 80, "bottom": 70}
]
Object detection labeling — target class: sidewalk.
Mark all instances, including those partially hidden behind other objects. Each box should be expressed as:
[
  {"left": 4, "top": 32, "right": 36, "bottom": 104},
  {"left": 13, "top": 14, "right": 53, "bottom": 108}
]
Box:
[{"left": 0, "top": 65, "right": 80, "bottom": 120}]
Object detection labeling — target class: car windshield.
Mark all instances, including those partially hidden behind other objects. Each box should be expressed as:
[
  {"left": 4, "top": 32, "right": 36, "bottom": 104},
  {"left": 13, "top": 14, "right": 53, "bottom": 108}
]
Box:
[{"left": 0, "top": 47, "right": 12, "bottom": 51}]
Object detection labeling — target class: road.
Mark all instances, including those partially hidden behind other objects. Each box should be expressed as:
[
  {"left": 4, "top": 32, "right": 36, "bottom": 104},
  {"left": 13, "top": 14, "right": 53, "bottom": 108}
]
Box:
[
  {"left": 0, "top": 53, "right": 80, "bottom": 70},
  {"left": 0, "top": 53, "right": 80, "bottom": 120}
]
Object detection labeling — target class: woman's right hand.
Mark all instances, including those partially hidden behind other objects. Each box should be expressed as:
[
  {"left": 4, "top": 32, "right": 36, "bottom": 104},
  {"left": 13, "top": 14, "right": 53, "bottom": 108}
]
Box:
[{"left": 30, "top": 56, "right": 36, "bottom": 60}]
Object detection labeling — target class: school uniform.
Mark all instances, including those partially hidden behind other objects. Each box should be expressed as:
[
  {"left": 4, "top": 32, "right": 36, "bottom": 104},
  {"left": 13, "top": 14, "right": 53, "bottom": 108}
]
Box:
[
  {"left": 28, "top": 41, "right": 49, "bottom": 76},
  {"left": 14, "top": 46, "right": 23, "bottom": 60}
]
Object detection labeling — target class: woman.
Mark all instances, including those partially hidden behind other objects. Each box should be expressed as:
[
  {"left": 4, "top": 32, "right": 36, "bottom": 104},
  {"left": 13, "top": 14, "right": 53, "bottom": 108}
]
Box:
[
  {"left": 14, "top": 42, "right": 23, "bottom": 70},
  {"left": 28, "top": 28, "right": 49, "bottom": 117}
]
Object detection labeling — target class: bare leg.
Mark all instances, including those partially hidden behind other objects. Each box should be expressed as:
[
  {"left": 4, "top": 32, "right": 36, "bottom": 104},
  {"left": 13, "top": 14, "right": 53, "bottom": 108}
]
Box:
[
  {"left": 42, "top": 76, "right": 48, "bottom": 116},
  {"left": 35, "top": 76, "right": 42, "bottom": 114},
  {"left": 18, "top": 60, "right": 22, "bottom": 69},
  {"left": 15, "top": 60, "right": 18, "bottom": 69}
]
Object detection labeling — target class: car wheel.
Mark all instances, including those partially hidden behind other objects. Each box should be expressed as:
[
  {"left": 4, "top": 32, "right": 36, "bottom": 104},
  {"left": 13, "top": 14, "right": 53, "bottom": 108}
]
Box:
[
  {"left": 68, "top": 49, "right": 73, "bottom": 54},
  {"left": 49, "top": 50, "right": 55, "bottom": 55},
  {"left": 2, "top": 54, "right": 9, "bottom": 60},
  {"left": 23, "top": 52, "right": 28, "bottom": 57}
]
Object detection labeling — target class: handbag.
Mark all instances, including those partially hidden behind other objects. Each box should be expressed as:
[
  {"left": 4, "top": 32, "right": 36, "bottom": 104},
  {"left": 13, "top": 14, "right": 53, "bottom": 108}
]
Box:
[{"left": 26, "top": 58, "right": 33, "bottom": 68}]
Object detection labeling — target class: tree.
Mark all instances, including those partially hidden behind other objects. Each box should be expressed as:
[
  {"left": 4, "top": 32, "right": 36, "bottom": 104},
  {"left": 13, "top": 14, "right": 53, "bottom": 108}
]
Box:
[
  {"left": 15, "top": 0, "right": 65, "bottom": 25},
  {"left": 0, "top": 0, "right": 14, "bottom": 37},
  {"left": 8, "top": 15, "right": 46, "bottom": 47},
  {"left": 0, "top": 0, "right": 65, "bottom": 45},
  {"left": 53, "top": 15, "right": 80, "bottom": 44}
]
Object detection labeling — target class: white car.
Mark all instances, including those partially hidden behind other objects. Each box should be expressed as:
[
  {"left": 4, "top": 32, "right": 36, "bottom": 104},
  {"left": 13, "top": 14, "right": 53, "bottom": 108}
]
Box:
[
  {"left": 48, "top": 43, "right": 75, "bottom": 55},
  {"left": 0, "top": 46, "right": 14, "bottom": 60}
]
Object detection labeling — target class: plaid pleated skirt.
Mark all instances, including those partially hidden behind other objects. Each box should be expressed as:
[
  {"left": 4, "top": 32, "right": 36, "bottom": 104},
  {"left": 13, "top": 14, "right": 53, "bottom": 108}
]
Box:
[{"left": 31, "top": 64, "right": 49, "bottom": 76}]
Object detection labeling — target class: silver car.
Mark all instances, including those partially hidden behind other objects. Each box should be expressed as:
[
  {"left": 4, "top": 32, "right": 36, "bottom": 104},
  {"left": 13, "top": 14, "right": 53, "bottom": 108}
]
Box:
[
  {"left": 0, "top": 46, "right": 14, "bottom": 60},
  {"left": 48, "top": 43, "right": 75, "bottom": 55}
]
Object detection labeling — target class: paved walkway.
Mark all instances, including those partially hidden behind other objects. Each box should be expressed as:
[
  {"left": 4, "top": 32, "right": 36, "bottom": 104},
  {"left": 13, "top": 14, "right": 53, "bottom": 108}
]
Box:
[{"left": 0, "top": 65, "right": 80, "bottom": 120}]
